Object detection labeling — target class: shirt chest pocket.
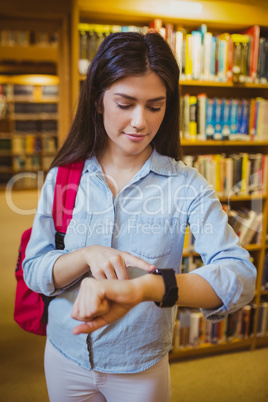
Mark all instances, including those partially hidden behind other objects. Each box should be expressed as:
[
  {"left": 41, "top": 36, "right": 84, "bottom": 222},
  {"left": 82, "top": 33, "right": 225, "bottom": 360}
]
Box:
[
  {"left": 63, "top": 214, "right": 93, "bottom": 251},
  {"left": 131, "top": 216, "right": 177, "bottom": 260}
]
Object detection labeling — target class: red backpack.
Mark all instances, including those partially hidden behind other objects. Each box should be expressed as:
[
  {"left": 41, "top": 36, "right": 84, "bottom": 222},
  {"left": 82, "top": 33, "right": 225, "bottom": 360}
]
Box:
[{"left": 14, "top": 161, "right": 84, "bottom": 335}]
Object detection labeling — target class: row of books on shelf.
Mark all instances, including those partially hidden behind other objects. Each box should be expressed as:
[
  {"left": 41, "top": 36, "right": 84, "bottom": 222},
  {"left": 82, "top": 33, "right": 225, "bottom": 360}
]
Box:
[
  {"left": 0, "top": 172, "right": 39, "bottom": 189},
  {"left": 183, "top": 204, "right": 262, "bottom": 252},
  {"left": 0, "top": 135, "right": 57, "bottom": 154},
  {"left": 0, "top": 84, "right": 59, "bottom": 100},
  {"left": 180, "top": 95, "right": 268, "bottom": 142},
  {"left": 13, "top": 103, "right": 58, "bottom": 114},
  {"left": 13, "top": 120, "right": 58, "bottom": 133},
  {"left": 172, "top": 302, "right": 268, "bottom": 351},
  {"left": 12, "top": 155, "right": 54, "bottom": 172},
  {"left": 223, "top": 205, "right": 263, "bottom": 247},
  {"left": 183, "top": 153, "right": 268, "bottom": 198},
  {"left": 0, "top": 102, "right": 58, "bottom": 120},
  {"left": 78, "top": 22, "right": 268, "bottom": 84},
  {"left": 0, "top": 29, "right": 58, "bottom": 47},
  {"left": 0, "top": 154, "right": 54, "bottom": 171}
]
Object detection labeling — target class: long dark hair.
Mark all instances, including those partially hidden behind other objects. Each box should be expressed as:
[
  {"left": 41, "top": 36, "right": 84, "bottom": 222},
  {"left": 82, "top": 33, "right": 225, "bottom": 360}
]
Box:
[{"left": 51, "top": 31, "right": 181, "bottom": 168}]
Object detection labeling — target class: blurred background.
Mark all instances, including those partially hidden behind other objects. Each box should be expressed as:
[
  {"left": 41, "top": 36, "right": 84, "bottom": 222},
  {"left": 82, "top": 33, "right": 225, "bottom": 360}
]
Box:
[{"left": 0, "top": 1, "right": 268, "bottom": 401}]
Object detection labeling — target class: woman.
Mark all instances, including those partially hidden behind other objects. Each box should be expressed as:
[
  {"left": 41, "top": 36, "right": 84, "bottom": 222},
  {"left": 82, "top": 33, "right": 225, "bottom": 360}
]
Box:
[{"left": 23, "top": 32, "right": 256, "bottom": 402}]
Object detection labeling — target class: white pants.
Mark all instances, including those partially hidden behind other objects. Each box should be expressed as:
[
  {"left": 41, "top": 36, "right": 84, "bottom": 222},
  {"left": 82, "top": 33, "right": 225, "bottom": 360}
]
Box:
[{"left": 44, "top": 339, "right": 171, "bottom": 402}]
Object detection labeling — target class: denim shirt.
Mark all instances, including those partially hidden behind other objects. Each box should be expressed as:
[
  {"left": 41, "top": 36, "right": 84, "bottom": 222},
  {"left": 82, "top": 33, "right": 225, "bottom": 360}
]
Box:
[{"left": 23, "top": 150, "right": 256, "bottom": 373}]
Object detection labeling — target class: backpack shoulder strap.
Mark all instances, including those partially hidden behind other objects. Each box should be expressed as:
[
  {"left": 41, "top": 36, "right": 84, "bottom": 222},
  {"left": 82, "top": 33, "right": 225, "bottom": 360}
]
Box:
[{"left": 52, "top": 160, "right": 84, "bottom": 234}]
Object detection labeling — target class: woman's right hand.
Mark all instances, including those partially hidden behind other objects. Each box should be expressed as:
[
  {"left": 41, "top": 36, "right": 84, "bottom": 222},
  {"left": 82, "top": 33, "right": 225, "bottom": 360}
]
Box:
[
  {"left": 53, "top": 245, "right": 155, "bottom": 289},
  {"left": 82, "top": 245, "right": 155, "bottom": 280}
]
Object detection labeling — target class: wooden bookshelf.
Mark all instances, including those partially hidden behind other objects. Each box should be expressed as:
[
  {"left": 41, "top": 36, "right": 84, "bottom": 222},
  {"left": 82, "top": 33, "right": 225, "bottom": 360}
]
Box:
[
  {"left": 0, "top": 74, "right": 59, "bottom": 189},
  {"left": 170, "top": 338, "right": 252, "bottom": 361},
  {"left": 0, "top": 5, "right": 73, "bottom": 189},
  {"left": 0, "top": 45, "right": 58, "bottom": 63},
  {"left": 70, "top": 0, "right": 268, "bottom": 360},
  {"left": 1, "top": 0, "right": 267, "bottom": 359}
]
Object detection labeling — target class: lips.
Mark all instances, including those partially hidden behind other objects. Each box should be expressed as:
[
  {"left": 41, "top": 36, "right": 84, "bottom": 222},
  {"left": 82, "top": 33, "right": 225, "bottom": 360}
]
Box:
[{"left": 124, "top": 133, "right": 147, "bottom": 141}]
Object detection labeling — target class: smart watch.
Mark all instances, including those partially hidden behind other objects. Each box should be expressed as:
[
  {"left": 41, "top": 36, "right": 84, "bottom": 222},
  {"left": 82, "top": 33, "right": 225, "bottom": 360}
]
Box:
[{"left": 152, "top": 268, "right": 178, "bottom": 308}]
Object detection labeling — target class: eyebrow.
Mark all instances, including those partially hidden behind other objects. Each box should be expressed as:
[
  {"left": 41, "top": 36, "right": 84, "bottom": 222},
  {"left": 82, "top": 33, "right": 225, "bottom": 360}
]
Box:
[{"left": 114, "top": 93, "right": 166, "bottom": 103}]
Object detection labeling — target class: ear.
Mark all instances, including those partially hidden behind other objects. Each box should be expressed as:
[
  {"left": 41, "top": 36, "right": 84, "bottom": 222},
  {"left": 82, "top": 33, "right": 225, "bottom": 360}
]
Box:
[{"left": 95, "top": 100, "right": 103, "bottom": 114}]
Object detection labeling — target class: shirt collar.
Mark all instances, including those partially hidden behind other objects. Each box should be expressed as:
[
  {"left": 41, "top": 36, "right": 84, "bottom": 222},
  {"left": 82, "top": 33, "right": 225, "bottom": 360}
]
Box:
[
  {"left": 149, "top": 149, "right": 179, "bottom": 177},
  {"left": 82, "top": 149, "right": 180, "bottom": 177},
  {"left": 82, "top": 156, "right": 101, "bottom": 175}
]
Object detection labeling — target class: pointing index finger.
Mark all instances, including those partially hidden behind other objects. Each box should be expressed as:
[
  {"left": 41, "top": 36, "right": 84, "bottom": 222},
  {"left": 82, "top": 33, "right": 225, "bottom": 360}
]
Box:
[{"left": 123, "top": 252, "right": 155, "bottom": 273}]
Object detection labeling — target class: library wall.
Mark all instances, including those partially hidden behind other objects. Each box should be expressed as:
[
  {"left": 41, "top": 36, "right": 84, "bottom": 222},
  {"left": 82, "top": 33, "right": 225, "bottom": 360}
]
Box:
[
  {"left": 74, "top": 0, "right": 268, "bottom": 360},
  {"left": 0, "top": 0, "right": 267, "bottom": 360},
  {"left": 0, "top": 1, "right": 73, "bottom": 188}
]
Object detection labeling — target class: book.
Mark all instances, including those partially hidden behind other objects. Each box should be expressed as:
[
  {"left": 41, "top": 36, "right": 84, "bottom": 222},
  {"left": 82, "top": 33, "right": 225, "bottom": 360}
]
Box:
[
  {"left": 182, "top": 94, "right": 190, "bottom": 139},
  {"left": 237, "top": 99, "right": 250, "bottom": 140},
  {"left": 213, "top": 154, "right": 223, "bottom": 194},
  {"left": 241, "top": 153, "right": 250, "bottom": 195},
  {"left": 189, "top": 311, "right": 203, "bottom": 346},
  {"left": 231, "top": 34, "right": 250, "bottom": 83},
  {"left": 257, "top": 302, "right": 268, "bottom": 336},
  {"left": 229, "top": 99, "right": 239, "bottom": 140},
  {"left": 221, "top": 98, "right": 231, "bottom": 140},
  {"left": 197, "top": 93, "right": 207, "bottom": 140},
  {"left": 241, "top": 211, "right": 262, "bottom": 246},
  {"left": 256, "top": 99, "right": 268, "bottom": 141},
  {"left": 248, "top": 98, "right": 257, "bottom": 140},
  {"left": 205, "top": 98, "right": 215, "bottom": 140},
  {"left": 262, "top": 155, "right": 268, "bottom": 193},
  {"left": 165, "top": 23, "right": 174, "bottom": 49},
  {"left": 261, "top": 255, "right": 268, "bottom": 291},
  {"left": 173, "top": 319, "right": 180, "bottom": 351},
  {"left": 225, "top": 157, "right": 234, "bottom": 196},
  {"left": 214, "top": 98, "right": 223, "bottom": 140},
  {"left": 241, "top": 25, "right": 260, "bottom": 82},
  {"left": 191, "top": 31, "right": 202, "bottom": 80},
  {"left": 149, "top": 19, "right": 166, "bottom": 38},
  {"left": 217, "top": 33, "right": 230, "bottom": 82},
  {"left": 227, "top": 35, "right": 234, "bottom": 82},
  {"left": 175, "top": 30, "right": 184, "bottom": 72},
  {"left": 258, "top": 37, "right": 268, "bottom": 83},
  {"left": 189, "top": 96, "right": 197, "bottom": 141},
  {"left": 202, "top": 32, "right": 213, "bottom": 80},
  {"left": 185, "top": 34, "right": 193, "bottom": 79},
  {"left": 210, "top": 36, "right": 217, "bottom": 78},
  {"left": 248, "top": 153, "right": 263, "bottom": 194},
  {"left": 241, "top": 305, "right": 251, "bottom": 338}
]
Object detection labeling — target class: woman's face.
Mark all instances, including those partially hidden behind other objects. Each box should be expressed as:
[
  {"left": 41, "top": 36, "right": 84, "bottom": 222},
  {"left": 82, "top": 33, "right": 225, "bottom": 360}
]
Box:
[{"left": 101, "top": 71, "right": 167, "bottom": 158}]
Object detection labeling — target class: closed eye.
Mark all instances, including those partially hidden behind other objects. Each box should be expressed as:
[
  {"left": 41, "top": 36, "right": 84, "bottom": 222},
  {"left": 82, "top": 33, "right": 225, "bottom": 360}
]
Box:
[
  {"left": 147, "top": 106, "right": 161, "bottom": 112},
  {"left": 116, "top": 104, "right": 132, "bottom": 110}
]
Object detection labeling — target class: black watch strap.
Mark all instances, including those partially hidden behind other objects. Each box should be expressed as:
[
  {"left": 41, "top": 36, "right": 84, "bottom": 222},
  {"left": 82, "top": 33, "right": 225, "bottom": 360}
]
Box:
[{"left": 152, "top": 268, "right": 178, "bottom": 308}]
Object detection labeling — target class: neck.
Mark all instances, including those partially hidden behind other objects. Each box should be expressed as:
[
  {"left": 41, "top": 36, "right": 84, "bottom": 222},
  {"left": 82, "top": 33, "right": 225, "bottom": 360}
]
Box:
[
  {"left": 99, "top": 144, "right": 153, "bottom": 174},
  {"left": 98, "top": 145, "right": 153, "bottom": 197}
]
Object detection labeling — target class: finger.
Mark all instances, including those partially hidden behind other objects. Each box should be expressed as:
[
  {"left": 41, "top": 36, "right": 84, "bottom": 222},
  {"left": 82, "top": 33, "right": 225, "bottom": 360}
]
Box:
[
  {"left": 73, "top": 317, "right": 108, "bottom": 335},
  {"left": 110, "top": 255, "right": 129, "bottom": 280},
  {"left": 123, "top": 253, "right": 155, "bottom": 272},
  {"left": 92, "top": 270, "right": 107, "bottom": 280},
  {"left": 103, "top": 262, "right": 118, "bottom": 280},
  {"left": 72, "top": 296, "right": 110, "bottom": 322}
]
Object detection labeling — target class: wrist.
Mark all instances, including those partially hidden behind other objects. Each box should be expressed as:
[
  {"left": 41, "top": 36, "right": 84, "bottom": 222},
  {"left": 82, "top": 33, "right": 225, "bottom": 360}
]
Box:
[{"left": 133, "top": 273, "right": 165, "bottom": 304}]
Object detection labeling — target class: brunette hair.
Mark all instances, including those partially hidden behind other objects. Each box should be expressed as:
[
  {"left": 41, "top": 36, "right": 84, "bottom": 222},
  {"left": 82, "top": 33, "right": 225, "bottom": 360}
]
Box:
[{"left": 51, "top": 31, "right": 181, "bottom": 168}]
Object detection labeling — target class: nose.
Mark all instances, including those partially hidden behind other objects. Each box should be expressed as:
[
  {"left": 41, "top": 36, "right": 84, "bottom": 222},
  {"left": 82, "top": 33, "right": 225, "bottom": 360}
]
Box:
[{"left": 131, "top": 106, "right": 146, "bottom": 131}]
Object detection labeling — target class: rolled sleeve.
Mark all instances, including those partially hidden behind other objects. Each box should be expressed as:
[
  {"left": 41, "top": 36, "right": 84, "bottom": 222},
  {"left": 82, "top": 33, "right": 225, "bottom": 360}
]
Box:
[{"left": 186, "top": 169, "right": 256, "bottom": 321}]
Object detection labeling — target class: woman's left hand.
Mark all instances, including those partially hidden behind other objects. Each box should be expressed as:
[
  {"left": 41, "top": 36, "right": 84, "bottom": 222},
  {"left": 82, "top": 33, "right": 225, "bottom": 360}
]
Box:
[{"left": 71, "top": 277, "right": 141, "bottom": 334}]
